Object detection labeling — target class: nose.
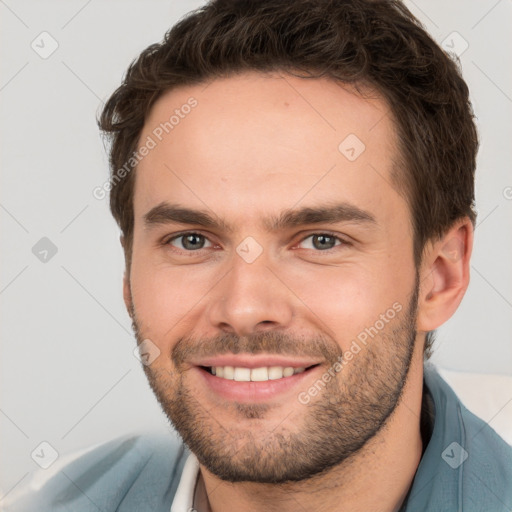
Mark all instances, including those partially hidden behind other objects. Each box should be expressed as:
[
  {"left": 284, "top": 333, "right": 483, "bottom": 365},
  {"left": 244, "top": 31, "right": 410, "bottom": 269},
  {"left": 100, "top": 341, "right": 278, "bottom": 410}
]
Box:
[{"left": 206, "top": 252, "right": 294, "bottom": 337}]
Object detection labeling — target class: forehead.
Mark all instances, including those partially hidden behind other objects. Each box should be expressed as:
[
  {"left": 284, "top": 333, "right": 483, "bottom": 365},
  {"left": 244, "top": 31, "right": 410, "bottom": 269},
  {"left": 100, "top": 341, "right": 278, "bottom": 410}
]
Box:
[{"left": 133, "top": 71, "right": 405, "bottom": 230}]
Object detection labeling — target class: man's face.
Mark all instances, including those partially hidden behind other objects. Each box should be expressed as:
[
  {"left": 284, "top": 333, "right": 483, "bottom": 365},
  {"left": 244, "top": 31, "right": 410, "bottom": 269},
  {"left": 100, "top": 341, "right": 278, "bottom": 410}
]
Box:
[{"left": 127, "top": 72, "right": 420, "bottom": 483}]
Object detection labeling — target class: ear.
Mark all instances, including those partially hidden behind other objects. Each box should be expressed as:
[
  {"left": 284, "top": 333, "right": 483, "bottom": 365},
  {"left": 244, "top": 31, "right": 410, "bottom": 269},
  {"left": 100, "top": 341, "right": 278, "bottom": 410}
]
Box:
[
  {"left": 416, "top": 218, "right": 474, "bottom": 333},
  {"left": 123, "top": 272, "right": 132, "bottom": 318},
  {"left": 120, "top": 235, "right": 133, "bottom": 317}
]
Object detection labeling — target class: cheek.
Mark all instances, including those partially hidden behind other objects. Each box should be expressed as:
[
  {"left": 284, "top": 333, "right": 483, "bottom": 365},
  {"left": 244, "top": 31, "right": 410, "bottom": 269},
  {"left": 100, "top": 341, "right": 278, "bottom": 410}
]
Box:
[
  {"left": 129, "top": 262, "right": 213, "bottom": 349},
  {"left": 283, "top": 261, "right": 410, "bottom": 350}
]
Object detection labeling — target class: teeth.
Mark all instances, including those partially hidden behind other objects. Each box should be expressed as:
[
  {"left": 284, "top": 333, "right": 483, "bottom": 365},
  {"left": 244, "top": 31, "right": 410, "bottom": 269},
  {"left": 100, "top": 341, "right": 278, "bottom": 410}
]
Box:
[
  {"left": 233, "top": 367, "right": 251, "bottom": 381},
  {"left": 210, "top": 365, "right": 307, "bottom": 382},
  {"left": 268, "top": 366, "right": 284, "bottom": 380},
  {"left": 283, "top": 367, "right": 294, "bottom": 377},
  {"left": 250, "top": 367, "right": 268, "bottom": 381}
]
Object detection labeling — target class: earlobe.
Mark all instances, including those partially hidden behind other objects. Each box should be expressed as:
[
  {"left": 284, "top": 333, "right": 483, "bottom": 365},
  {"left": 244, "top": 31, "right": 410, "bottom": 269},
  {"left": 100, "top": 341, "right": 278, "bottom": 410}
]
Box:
[{"left": 417, "top": 219, "right": 474, "bottom": 333}]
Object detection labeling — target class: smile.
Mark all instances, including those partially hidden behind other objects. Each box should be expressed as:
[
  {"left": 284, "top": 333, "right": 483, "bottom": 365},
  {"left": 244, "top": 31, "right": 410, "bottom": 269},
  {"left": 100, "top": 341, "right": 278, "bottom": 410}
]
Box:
[
  {"left": 203, "top": 365, "right": 312, "bottom": 381},
  {"left": 195, "top": 362, "right": 322, "bottom": 403}
]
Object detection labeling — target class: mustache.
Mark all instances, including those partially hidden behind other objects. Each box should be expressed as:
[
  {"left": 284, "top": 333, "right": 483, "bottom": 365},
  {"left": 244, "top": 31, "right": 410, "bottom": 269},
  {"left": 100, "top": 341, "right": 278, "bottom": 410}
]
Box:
[{"left": 171, "top": 330, "right": 343, "bottom": 368}]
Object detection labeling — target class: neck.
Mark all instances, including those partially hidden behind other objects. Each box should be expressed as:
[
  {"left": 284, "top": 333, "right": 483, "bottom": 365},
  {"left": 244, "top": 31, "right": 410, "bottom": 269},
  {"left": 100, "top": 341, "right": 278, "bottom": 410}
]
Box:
[{"left": 197, "top": 353, "right": 425, "bottom": 512}]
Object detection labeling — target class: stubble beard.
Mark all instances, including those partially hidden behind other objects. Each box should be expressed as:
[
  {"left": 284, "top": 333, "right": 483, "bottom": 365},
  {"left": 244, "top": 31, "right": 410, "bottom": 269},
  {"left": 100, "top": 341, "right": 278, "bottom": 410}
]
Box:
[{"left": 130, "top": 283, "right": 418, "bottom": 484}]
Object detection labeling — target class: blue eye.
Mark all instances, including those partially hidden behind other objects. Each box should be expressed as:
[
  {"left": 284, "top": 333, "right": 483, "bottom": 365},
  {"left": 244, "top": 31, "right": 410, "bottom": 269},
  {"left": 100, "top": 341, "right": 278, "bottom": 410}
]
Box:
[
  {"left": 299, "top": 234, "right": 343, "bottom": 250},
  {"left": 167, "top": 233, "right": 213, "bottom": 251}
]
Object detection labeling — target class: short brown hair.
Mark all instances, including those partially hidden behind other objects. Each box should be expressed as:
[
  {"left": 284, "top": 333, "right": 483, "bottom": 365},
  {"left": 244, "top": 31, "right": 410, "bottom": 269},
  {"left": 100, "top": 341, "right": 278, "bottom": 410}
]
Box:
[{"left": 98, "top": 0, "right": 478, "bottom": 357}]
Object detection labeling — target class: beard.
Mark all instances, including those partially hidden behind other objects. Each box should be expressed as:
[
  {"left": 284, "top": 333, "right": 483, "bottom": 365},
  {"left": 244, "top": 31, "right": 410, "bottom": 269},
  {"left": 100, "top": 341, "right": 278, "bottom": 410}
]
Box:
[{"left": 129, "top": 277, "right": 419, "bottom": 484}]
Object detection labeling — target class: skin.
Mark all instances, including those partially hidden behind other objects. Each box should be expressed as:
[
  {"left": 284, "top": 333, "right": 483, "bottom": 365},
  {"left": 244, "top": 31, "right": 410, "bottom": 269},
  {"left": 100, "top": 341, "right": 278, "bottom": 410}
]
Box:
[{"left": 122, "top": 71, "right": 473, "bottom": 512}]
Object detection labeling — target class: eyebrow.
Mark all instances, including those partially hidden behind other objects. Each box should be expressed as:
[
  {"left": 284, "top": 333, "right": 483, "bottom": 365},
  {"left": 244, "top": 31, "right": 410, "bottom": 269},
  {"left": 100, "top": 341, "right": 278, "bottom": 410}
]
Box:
[{"left": 143, "top": 201, "right": 376, "bottom": 233}]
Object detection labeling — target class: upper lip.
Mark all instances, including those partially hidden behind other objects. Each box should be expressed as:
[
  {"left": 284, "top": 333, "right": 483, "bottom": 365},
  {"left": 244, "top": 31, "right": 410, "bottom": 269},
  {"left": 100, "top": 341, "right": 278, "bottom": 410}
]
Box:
[{"left": 192, "top": 354, "right": 322, "bottom": 369}]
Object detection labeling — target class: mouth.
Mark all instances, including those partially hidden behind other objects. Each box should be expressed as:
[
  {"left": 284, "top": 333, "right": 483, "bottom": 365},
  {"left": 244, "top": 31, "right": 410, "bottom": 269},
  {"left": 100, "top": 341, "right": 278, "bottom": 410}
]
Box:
[
  {"left": 194, "top": 360, "right": 323, "bottom": 403},
  {"left": 199, "top": 364, "right": 320, "bottom": 382}
]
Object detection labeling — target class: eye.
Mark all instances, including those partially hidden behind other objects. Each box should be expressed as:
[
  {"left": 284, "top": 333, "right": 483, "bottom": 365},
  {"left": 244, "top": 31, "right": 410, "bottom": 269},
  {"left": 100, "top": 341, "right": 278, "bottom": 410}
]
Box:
[
  {"left": 166, "top": 232, "right": 214, "bottom": 251},
  {"left": 298, "top": 233, "right": 345, "bottom": 251}
]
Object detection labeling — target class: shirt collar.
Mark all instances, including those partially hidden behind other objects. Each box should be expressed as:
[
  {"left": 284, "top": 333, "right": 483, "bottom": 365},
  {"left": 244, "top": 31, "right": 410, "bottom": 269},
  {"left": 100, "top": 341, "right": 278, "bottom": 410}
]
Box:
[
  {"left": 398, "top": 361, "right": 466, "bottom": 511},
  {"left": 170, "top": 449, "right": 200, "bottom": 512}
]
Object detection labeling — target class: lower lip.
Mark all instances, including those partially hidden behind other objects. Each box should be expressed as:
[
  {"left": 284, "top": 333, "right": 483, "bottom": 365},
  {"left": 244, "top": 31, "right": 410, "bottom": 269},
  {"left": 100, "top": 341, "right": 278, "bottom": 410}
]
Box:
[{"left": 195, "top": 365, "right": 320, "bottom": 403}]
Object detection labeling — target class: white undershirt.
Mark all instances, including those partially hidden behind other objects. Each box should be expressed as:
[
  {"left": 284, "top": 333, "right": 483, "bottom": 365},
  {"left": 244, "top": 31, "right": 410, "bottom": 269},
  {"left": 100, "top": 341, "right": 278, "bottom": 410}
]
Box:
[{"left": 170, "top": 452, "right": 201, "bottom": 512}]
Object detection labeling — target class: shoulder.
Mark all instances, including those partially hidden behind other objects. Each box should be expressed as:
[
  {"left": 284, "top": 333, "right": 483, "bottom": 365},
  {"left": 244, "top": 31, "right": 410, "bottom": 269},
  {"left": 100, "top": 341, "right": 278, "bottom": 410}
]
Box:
[
  {"left": 459, "top": 401, "right": 512, "bottom": 493},
  {"left": 422, "top": 364, "right": 512, "bottom": 509},
  {"left": 428, "top": 363, "right": 512, "bottom": 472},
  {"left": 3, "top": 430, "right": 189, "bottom": 512}
]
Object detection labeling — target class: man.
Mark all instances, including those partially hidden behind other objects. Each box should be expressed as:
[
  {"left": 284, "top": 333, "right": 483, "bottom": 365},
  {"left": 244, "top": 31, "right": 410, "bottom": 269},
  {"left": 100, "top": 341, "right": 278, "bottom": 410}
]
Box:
[{"left": 6, "top": 0, "right": 512, "bottom": 511}]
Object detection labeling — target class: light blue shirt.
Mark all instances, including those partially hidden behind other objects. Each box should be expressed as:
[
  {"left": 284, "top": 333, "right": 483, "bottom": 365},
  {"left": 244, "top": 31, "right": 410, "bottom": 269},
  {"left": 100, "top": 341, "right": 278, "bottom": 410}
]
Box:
[{"left": 5, "top": 363, "right": 512, "bottom": 511}]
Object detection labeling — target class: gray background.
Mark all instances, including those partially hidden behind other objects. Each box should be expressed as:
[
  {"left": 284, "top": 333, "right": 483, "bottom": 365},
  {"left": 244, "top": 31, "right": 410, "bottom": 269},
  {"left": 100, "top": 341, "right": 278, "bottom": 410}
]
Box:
[{"left": 1, "top": 0, "right": 511, "bottom": 500}]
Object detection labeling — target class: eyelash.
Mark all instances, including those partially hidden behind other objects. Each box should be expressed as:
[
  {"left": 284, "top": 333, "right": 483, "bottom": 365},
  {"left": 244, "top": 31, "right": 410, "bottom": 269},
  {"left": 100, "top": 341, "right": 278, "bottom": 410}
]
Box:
[{"left": 162, "top": 231, "right": 350, "bottom": 254}]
